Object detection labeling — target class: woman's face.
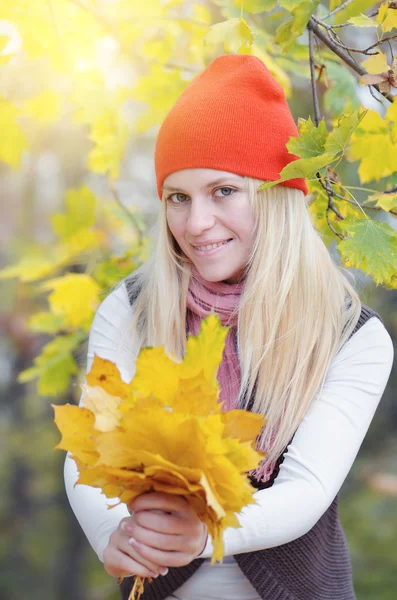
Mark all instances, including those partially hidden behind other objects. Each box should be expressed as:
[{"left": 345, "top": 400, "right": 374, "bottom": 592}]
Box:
[{"left": 164, "top": 168, "right": 255, "bottom": 283}]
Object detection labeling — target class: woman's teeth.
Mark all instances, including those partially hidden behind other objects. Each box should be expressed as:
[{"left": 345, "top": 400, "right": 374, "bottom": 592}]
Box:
[{"left": 195, "top": 241, "right": 228, "bottom": 251}]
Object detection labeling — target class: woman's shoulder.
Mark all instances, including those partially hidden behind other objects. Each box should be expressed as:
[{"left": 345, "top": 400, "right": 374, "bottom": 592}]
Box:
[
  {"left": 87, "top": 278, "right": 140, "bottom": 382},
  {"left": 348, "top": 302, "right": 383, "bottom": 340},
  {"left": 334, "top": 308, "right": 393, "bottom": 372},
  {"left": 93, "top": 279, "right": 134, "bottom": 325}
]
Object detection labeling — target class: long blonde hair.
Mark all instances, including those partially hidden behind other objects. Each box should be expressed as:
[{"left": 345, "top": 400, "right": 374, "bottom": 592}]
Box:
[{"left": 128, "top": 178, "right": 362, "bottom": 466}]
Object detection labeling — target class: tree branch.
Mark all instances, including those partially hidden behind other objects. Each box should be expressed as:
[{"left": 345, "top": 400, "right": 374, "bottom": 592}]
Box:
[
  {"left": 308, "top": 17, "right": 395, "bottom": 103},
  {"left": 308, "top": 23, "right": 321, "bottom": 126}
]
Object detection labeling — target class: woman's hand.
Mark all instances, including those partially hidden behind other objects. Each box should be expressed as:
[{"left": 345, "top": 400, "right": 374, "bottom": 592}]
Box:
[
  {"left": 126, "top": 492, "right": 208, "bottom": 569},
  {"left": 103, "top": 515, "right": 169, "bottom": 580}
]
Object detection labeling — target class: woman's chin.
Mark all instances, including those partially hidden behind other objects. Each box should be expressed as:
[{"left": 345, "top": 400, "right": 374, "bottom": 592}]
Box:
[{"left": 193, "top": 264, "right": 242, "bottom": 284}]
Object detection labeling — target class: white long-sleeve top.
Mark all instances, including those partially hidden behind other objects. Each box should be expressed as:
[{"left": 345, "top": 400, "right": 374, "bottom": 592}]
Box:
[{"left": 64, "top": 282, "right": 394, "bottom": 596}]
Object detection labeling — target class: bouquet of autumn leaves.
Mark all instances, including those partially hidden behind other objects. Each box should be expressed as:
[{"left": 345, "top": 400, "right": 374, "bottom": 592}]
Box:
[{"left": 53, "top": 315, "right": 265, "bottom": 599}]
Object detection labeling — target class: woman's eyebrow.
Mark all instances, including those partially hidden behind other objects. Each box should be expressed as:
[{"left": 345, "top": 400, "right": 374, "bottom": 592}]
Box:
[{"left": 163, "top": 177, "right": 243, "bottom": 192}]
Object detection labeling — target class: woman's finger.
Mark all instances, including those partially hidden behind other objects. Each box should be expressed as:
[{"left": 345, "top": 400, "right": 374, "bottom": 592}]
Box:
[
  {"left": 103, "top": 545, "right": 161, "bottom": 579},
  {"left": 127, "top": 537, "right": 193, "bottom": 569},
  {"left": 118, "top": 536, "right": 167, "bottom": 575},
  {"left": 126, "top": 519, "right": 183, "bottom": 552},
  {"left": 134, "top": 509, "right": 185, "bottom": 535},
  {"left": 130, "top": 492, "right": 189, "bottom": 516}
]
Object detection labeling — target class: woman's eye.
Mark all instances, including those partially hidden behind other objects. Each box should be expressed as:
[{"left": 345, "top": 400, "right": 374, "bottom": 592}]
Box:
[
  {"left": 167, "top": 193, "right": 188, "bottom": 203},
  {"left": 215, "top": 187, "right": 235, "bottom": 197}
]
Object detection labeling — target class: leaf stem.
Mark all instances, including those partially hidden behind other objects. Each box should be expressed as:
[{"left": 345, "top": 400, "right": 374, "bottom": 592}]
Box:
[{"left": 322, "top": 0, "right": 355, "bottom": 20}]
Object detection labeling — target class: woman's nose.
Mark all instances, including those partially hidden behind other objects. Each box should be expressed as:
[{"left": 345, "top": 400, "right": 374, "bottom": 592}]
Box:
[{"left": 186, "top": 201, "right": 216, "bottom": 236}]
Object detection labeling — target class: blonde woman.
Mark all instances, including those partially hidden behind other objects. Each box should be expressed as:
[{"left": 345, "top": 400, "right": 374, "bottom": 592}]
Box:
[{"left": 64, "top": 55, "right": 394, "bottom": 600}]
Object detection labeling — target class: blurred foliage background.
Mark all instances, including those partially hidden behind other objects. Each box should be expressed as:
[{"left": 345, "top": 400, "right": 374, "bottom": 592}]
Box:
[{"left": 1, "top": 0, "right": 396, "bottom": 599}]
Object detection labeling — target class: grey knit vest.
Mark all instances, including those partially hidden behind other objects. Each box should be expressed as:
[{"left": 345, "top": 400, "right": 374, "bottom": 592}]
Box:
[{"left": 122, "top": 281, "right": 381, "bottom": 600}]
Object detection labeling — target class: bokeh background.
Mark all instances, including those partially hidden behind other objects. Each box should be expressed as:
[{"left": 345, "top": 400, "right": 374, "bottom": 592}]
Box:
[{"left": 1, "top": 1, "right": 396, "bottom": 599}]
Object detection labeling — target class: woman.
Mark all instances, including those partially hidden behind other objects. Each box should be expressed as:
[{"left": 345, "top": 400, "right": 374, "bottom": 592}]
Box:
[{"left": 64, "top": 55, "right": 394, "bottom": 600}]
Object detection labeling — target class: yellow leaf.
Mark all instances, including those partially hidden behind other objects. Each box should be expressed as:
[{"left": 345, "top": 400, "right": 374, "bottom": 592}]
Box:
[
  {"left": 192, "top": 3, "right": 212, "bottom": 24},
  {"left": 131, "top": 64, "right": 187, "bottom": 134},
  {"left": 223, "top": 410, "right": 265, "bottom": 442},
  {"left": 53, "top": 403, "right": 98, "bottom": 465},
  {"left": 23, "top": 90, "right": 61, "bottom": 123},
  {"left": 369, "top": 191, "right": 397, "bottom": 212},
  {"left": 347, "top": 108, "right": 397, "bottom": 182},
  {"left": 133, "top": 346, "right": 181, "bottom": 402},
  {"left": 362, "top": 52, "right": 390, "bottom": 74},
  {"left": 0, "top": 246, "right": 69, "bottom": 282},
  {"left": 81, "top": 384, "right": 122, "bottom": 432},
  {"left": 52, "top": 185, "right": 97, "bottom": 240},
  {"left": 199, "top": 472, "right": 226, "bottom": 518},
  {"left": 87, "top": 109, "right": 129, "bottom": 180},
  {"left": 182, "top": 314, "right": 228, "bottom": 383},
  {"left": 204, "top": 18, "right": 253, "bottom": 54},
  {"left": 0, "top": 96, "right": 27, "bottom": 169},
  {"left": 86, "top": 354, "right": 131, "bottom": 401},
  {"left": 42, "top": 273, "right": 100, "bottom": 330},
  {"left": 376, "top": 2, "right": 397, "bottom": 33},
  {"left": 347, "top": 14, "right": 378, "bottom": 27}
]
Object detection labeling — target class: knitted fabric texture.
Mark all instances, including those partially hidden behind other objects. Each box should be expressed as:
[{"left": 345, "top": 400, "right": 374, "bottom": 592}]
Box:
[
  {"left": 154, "top": 54, "right": 308, "bottom": 198},
  {"left": 121, "top": 291, "right": 382, "bottom": 600}
]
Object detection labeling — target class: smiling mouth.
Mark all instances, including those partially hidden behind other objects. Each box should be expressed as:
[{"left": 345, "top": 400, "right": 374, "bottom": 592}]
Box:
[{"left": 193, "top": 239, "right": 232, "bottom": 251}]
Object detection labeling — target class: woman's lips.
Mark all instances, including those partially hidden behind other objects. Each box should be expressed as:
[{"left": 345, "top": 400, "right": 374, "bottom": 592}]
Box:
[{"left": 192, "top": 239, "right": 232, "bottom": 257}]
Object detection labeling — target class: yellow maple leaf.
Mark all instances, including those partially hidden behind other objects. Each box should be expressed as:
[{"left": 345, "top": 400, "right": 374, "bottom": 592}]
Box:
[
  {"left": 376, "top": 1, "right": 397, "bottom": 33},
  {"left": 347, "top": 108, "right": 397, "bottom": 182},
  {"left": 42, "top": 274, "right": 100, "bottom": 330},
  {"left": 86, "top": 354, "right": 131, "bottom": 401},
  {"left": 53, "top": 404, "right": 98, "bottom": 465},
  {"left": 81, "top": 384, "right": 122, "bottom": 432},
  {"left": 362, "top": 51, "right": 390, "bottom": 74},
  {"left": 132, "top": 346, "right": 180, "bottom": 402},
  {"left": 182, "top": 313, "right": 228, "bottom": 383}
]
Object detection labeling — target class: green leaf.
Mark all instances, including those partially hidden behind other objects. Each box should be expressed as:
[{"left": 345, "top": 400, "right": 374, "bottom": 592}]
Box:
[
  {"left": 0, "top": 251, "right": 66, "bottom": 282},
  {"left": 275, "top": 0, "right": 320, "bottom": 52},
  {"left": 337, "top": 218, "right": 397, "bottom": 286},
  {"left": 325, "top": 109, "right": 368, "bottom": 156},
  {"left": 27, "top": 312, "right": 67, "bottom": 334},
  {"left": 287, "top": 117, "right": 328, "bottom": 158},
  {"left": 92, "top": 253, "right": 137, "bottom": 289},
  {"left": 347, "top": 14, "right": 378, "bottom": 28},
  {"left": 367, "top": 191, "right": 397, "bottom": 213},
  {"left": 260, "top": 152, "right": 336, "bottom": 190},
  {"left": 18, "top": 334, "right": 84, "bottom": 396}
]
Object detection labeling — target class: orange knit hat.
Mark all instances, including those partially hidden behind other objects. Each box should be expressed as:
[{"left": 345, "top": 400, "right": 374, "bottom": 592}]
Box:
[{"left": 154, "top": 54, "right": 307, "bottom": 198}]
